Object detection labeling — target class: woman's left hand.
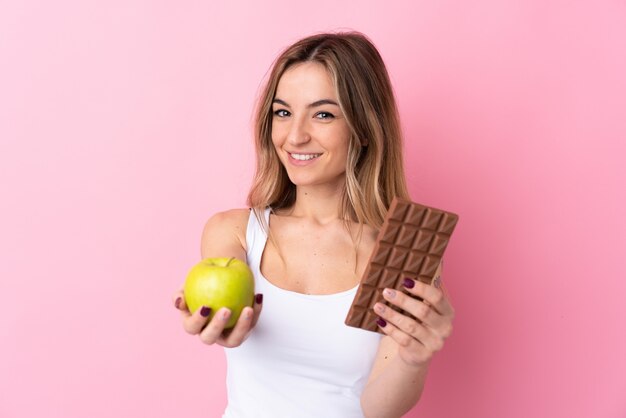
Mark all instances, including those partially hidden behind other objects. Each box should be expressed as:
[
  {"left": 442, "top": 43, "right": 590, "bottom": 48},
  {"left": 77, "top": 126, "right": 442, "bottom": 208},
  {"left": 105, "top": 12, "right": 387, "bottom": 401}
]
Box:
[{"left": 373, "top": 277, "right": 455, "bottom": 367}]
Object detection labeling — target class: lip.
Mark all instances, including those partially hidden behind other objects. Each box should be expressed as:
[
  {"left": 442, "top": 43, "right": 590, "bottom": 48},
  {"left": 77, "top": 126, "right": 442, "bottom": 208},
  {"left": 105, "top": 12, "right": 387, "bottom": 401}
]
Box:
[{"left": 287, "top": 152, "right": 322, "bottom": 167}]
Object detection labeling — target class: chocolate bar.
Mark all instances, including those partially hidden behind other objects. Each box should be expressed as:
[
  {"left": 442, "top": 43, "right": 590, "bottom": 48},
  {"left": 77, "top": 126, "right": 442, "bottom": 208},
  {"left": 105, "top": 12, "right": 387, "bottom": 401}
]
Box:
[{"left": 345, "top": 197, "right": 459, "bottom": 333}]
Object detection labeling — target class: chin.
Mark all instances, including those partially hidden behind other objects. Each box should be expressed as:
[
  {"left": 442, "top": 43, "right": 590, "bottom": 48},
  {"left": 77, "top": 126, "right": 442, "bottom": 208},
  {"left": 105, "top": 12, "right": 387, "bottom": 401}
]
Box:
[
  {"left": 286, "top": 175, "right": 318, "bottom": 187},
  {"left": 286, "top": 173, "right": 346, "bottom": 189}
]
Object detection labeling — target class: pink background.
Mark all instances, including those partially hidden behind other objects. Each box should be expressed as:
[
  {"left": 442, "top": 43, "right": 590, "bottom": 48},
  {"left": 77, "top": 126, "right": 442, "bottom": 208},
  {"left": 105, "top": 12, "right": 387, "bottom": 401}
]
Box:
[{"left": 1, "top": 1, "right": 624, "bottom": 417}]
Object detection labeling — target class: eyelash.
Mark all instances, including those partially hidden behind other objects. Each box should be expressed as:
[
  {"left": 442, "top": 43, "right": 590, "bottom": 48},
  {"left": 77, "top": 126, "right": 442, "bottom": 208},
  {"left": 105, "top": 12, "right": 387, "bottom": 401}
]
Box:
[
  {"left": 273, "top": 109, "right": 335, "bottom": 120},
  {"left": 316, "top": 112, "right": 335, "bottom": 120},
  {"left": 273, "top": 109, "right": 289, "bottom": 118}
]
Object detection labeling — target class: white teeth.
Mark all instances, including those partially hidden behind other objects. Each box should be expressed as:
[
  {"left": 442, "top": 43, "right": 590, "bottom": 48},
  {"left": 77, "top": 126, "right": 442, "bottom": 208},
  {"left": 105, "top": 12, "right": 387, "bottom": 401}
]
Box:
[{"left": 290, "top": 153, "right": 321, "bottom": 161}]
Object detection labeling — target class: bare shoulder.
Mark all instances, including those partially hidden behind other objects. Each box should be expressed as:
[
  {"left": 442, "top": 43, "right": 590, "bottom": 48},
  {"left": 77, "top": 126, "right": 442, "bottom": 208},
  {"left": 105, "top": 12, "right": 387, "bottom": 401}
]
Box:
[{"left": 200, "top": 208, "right": 251, "bottom": 260}]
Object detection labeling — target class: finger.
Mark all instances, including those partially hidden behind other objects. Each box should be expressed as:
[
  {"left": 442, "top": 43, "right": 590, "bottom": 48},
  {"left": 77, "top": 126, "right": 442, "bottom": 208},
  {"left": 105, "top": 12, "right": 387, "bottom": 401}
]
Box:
[
  {"left": 375, "top": 316, "right": 435, "bottom": 367},
  {"left": 432, "top": 275, "right": 442, "bottom": 290},
  {"left": 432, "top": 261, "right": 443, "bottom": 289},
  {"left": 401, "top": 278, "right": 454, "bottom": 316},
  {"left": 220, "top": 306, "right": 255, "bottom": 347},
  {"left": 182, "top": 305, "right": 212, "bottom": 335},
  {"left": 223, "top": 294, "right": 263, "bottom": 345},
  {"left": 250, "top": 293, "right": 263, "bottom": 329},
  {"left": 375, "top": 314, "right": 415, "bottom": 348},
  {"left": 381, "top": 288, "right": 446, "bottom": 329},
  {"left": 172, "top": 290, "right": 187, "bottom": 310},
  {"left": 373, "top": 301, "right": 437, "bottom": 348},
  {"left": 198, "top": 308, "right": 231, "bottom": 344},
  {"left": 173, "top": 288, "right": 192, "bottom": 319}
]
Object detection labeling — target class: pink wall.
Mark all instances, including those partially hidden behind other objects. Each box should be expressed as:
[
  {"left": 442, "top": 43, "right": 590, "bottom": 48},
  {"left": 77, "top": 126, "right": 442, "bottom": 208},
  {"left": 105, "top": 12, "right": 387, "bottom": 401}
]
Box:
[{"left": 1, "top": 1, "right": 624, "bottom": 417}]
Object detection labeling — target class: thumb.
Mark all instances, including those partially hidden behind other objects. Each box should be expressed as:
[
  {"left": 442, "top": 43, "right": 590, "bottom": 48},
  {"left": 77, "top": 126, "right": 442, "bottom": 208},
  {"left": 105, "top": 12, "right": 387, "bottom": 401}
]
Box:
[{"left": 250, "top": 293, "right": 263, "bottom": 328}]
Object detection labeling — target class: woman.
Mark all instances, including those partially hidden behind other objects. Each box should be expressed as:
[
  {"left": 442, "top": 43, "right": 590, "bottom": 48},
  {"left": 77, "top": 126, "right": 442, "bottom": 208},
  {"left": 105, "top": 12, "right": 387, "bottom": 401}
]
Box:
[{"left": 173, "top": 31, "right": 455, "bottom": 417}]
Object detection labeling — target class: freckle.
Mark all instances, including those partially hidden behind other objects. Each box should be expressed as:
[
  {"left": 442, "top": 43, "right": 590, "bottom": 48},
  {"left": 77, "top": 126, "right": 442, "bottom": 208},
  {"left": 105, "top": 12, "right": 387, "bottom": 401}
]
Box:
[{"left": 384, "top": 356, "right": 388, "bottom": 360}]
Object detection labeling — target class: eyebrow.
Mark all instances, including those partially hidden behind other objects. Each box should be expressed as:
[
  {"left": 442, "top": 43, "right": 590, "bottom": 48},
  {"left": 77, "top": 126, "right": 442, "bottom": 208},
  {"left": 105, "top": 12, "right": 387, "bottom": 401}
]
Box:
[{"left": 272, "top": 98, "right": 339, "bottom": 108}]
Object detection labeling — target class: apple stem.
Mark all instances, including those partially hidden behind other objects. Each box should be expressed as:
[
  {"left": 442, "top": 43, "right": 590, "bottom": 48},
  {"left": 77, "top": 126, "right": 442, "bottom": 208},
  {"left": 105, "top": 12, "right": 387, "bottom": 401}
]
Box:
[{"left": 226, "top": 257, "right": 235, "bottom": 267}]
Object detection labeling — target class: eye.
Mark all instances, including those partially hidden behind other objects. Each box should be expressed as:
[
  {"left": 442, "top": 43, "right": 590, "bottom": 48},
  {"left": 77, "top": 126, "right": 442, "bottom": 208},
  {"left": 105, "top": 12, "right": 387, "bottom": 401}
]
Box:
[
  {"left": 273, "top": 109, "right": 290, "bottom": 118},
  {"left": 315, "top": 112, "right": 335, "bottom": 120}
]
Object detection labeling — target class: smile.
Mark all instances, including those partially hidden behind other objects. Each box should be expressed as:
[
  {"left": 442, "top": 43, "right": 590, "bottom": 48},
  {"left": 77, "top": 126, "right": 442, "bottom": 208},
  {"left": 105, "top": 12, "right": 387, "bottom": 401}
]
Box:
[{"left": 289, "top": 153, "right": 322, "bottom": 161}]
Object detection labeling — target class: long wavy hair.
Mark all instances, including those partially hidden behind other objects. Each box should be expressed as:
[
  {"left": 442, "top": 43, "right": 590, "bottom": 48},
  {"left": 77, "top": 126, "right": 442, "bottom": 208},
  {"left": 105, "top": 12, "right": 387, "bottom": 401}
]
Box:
[{"left": 246, "top": 31, "right": 409, "bottom": 262}]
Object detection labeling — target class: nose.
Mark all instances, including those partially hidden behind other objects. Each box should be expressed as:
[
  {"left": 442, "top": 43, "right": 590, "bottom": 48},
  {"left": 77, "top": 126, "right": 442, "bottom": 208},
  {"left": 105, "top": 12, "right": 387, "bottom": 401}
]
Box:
[{"left": 286, "top": 115, "right": 311, "bottom": 146}]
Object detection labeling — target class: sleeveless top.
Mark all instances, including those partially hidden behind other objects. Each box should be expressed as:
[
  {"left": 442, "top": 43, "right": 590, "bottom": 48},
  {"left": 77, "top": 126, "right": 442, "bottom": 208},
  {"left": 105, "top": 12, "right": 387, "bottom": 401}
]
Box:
[{"left": 222, "top": 208, "right": 382, "bottom": 418}]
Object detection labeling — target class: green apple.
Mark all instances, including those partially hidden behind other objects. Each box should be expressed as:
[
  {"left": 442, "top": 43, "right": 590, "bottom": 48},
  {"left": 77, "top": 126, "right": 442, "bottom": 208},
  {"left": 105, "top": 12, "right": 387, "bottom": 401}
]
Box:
[{"left": 183, "top": 257, "right": 255, "bottom": 329}]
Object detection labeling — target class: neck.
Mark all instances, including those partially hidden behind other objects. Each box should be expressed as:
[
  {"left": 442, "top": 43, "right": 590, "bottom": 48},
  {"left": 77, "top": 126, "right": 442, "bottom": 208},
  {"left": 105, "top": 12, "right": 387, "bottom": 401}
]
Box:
[{"left": 281, "top": 179, "right": 346, "bottom": 225}]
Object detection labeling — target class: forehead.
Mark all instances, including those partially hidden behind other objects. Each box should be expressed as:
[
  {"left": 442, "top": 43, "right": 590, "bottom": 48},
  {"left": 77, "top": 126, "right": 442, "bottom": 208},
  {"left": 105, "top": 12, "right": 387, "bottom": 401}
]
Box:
[{"left": 275, "top": 62, "right": 336, "bottom": 99}]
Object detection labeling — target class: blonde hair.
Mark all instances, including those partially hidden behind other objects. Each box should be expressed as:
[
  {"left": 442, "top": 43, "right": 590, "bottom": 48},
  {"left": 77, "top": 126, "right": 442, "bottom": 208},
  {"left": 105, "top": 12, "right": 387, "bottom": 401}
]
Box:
[{"left": 246, "top": 31, "right": 409, "bottom": 264}]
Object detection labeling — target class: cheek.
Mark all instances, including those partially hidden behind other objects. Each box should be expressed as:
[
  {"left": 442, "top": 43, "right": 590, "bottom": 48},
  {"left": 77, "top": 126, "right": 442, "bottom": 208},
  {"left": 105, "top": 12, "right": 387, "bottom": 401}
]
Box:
[
  {"left": 270, "top": 135, "right": 284, "bottom": 159},
  {"left": 270, "top": 125, "right": 286, "bottom": 147},
  {"left": 336, "top": 132, "right": 352, "bottom": 157},
  {"left": 270, "top": 128, "right": 280, "bottom": 147}
]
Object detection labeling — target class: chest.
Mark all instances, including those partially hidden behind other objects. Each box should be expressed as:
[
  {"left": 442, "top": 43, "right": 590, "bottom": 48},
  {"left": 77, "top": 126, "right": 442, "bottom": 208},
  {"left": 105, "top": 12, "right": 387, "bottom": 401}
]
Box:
[
  {"left": 230, "top": 289, "right": 382, "bottom": 381},
  {"left": 260, "top": 217, "right": 377, "bottom": 295}
]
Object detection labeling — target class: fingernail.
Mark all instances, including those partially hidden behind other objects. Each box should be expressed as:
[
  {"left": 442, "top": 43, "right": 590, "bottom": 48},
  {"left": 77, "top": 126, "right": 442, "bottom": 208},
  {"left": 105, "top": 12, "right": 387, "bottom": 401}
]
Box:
[
  {"left": 376, "top": 317, "right": 387, "bottom": 327},
  {"left": 223, "top": 309, "right": 231, "bottom": 319},
  {"left": 200, "top": 306, "right": 211, "bottom": 317},
  {"left": 255, "top": 293, "right": 263, "bottom": 304},
  {"left": 383, "top": 288, "right": 395, "bottom": 298},
  {"left": 433, "top": 277, "right": 441, "bottom": 288},
  {"left": 175, "top": 297, "right": 182, "bottom": 309},
  {"left": 403, "top": 278, "right": 415, "bottom": 289}
]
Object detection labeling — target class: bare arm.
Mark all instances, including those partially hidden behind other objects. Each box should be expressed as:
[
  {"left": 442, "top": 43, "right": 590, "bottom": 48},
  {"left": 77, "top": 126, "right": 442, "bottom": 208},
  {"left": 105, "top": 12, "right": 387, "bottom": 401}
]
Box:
[
  {"left": 199, "top": 209, "right": 248, "bottom": 261},
  {"left": 173, "top": 209, "right": 263, "bottom": 347},
  {"left": 361, "top": 262, "right": 452, "bottom": 417}
]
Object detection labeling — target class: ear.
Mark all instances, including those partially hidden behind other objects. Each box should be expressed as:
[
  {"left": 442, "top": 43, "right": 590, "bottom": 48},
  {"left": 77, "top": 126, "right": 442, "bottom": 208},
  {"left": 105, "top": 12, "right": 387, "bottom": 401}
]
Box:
[{"left": 360, "top": 137, "right": 369, "bottom": 146}]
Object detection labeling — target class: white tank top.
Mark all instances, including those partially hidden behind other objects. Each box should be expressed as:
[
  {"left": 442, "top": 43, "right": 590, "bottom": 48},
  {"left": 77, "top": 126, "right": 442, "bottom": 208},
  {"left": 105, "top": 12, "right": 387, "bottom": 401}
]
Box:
[{"left": 222, "top": 208, "right": 382, "bottom": 418}]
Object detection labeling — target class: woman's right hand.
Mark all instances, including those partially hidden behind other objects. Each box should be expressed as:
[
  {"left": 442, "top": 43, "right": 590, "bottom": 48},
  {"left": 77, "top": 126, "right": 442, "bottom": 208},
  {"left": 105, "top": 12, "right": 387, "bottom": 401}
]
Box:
[{"left": 173, "top": 289, "right": 263, "bottom": 348}]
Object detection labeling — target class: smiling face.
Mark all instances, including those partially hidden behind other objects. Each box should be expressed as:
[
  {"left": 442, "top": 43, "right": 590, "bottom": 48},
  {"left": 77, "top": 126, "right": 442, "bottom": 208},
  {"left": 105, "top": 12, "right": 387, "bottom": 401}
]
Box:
[{"left": 271, "top": 62, "right": 351, "bottom": 189}]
